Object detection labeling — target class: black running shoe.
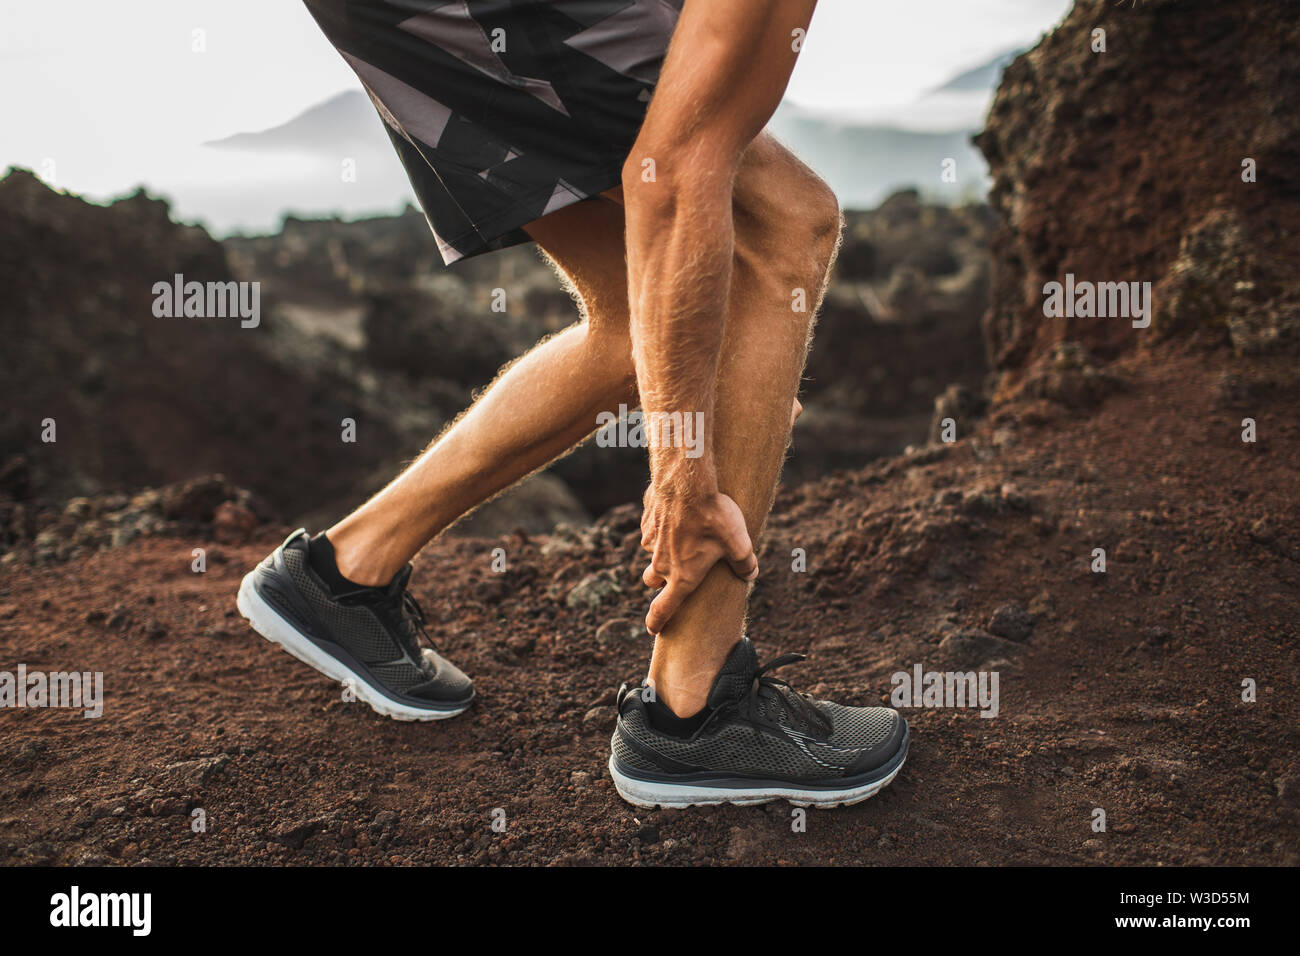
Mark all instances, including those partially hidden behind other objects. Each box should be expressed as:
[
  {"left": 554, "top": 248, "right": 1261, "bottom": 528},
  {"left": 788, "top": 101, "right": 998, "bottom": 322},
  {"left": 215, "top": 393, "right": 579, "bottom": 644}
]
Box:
[
  {"left": 610, "top": 638, "right": 908, "bottom": 808},
  {"left": 237, "top": 529, "right": 473, "bottom": 720}
]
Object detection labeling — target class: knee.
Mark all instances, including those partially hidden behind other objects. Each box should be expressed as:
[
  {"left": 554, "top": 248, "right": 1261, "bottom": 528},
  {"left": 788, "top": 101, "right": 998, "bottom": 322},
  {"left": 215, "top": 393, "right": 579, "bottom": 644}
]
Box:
[
  {"left": 577, "top": 297, "right": 638, "bottom": 393},
  {"left": 732, "top": 142, "right": 843, "bottom": 303},
  {"left": 803, "top": 182, "right": 844, "bottom": 274},
  {"left": 577, "top": 307, "right": 637, "bottom": 395}
]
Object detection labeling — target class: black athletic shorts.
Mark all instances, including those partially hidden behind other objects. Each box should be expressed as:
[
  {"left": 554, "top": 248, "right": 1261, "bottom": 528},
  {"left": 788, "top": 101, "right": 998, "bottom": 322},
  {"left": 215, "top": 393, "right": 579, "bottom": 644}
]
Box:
[{"left": 303, "top": 0, "right": 684, "bottom": 265}]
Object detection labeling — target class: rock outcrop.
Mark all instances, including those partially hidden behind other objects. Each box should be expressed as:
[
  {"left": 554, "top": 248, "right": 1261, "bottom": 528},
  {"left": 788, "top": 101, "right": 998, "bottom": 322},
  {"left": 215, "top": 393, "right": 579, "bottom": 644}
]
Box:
[
  {"left": 0, "top": 169, "right": 402, "bottom": 519},
  {"left": 976, "top": 0, "right": 1300, "bottom": 393}
]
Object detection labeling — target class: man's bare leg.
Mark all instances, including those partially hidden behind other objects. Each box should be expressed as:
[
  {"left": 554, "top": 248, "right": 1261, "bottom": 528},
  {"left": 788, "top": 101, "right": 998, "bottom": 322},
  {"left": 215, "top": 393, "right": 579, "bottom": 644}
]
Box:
[
  {"left": 642, "top": 140, "right": 841, "bottom": 717},
  {"left": 324, "top": 197, "right": 637, "bottom": 587},
  {"left": 322, "top": 144, "right": 817, "bottom": 609},
  {"left": 617, "top": 1, "right": 837, "bottom": 717},
  {"left": 322, "top": 136, "right": 828, "bottom": 661}
]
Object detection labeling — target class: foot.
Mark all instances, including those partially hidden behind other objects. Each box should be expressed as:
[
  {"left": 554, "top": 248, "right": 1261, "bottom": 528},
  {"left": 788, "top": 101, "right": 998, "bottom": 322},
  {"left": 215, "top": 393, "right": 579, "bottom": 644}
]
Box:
[
  {"left": 609, "top": 638, "right": 908, "bottom": 808},
  {"left": 237, "top": 529, "right": 474, "bottom": 720}
]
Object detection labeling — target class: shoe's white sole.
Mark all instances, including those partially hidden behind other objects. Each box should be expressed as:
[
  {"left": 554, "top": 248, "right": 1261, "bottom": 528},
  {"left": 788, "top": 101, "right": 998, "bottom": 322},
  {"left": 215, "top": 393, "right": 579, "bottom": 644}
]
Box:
[
  {"left": 608, "top": 753, "right": 906, "bottom": 809},
  {"left": 237, "top": 571, "right": 470, "bottom": 722}
]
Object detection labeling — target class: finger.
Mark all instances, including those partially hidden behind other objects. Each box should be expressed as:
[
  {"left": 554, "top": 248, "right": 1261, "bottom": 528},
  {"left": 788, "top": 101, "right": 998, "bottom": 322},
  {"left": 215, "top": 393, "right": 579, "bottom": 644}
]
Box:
[
  {"left": 642, "top": 563, "right": 667, "bottom": 589},
  {"left": 721, "top": 524, "right": 759, "bottom": 582},
  {"left": 791, "top": 398, "right": 803, "bottom": 428},
  {"left": 728, "top": 551, "right": 759, "bottom": 582},
  {"left": 646, "top": 579, "right": 693, "bottom": 635},
  {"left": 640, "top": 511, "right": 657, "bottom": 552}
]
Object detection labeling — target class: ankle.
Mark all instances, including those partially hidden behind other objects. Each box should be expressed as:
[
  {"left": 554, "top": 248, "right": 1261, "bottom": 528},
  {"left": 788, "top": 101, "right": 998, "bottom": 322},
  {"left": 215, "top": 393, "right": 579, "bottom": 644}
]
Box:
[
  {"left": 321, "top": 526, "right": 399, "bottom": 588},
  {"left": 647, "top": 636, "right": 742, "bottom": 718},
  {"left": 644, "top": 667, "right": 713, "bottom": 719}
]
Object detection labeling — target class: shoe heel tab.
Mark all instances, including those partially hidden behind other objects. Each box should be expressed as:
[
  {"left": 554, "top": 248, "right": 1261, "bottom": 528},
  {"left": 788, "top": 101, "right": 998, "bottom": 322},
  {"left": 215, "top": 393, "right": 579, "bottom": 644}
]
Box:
[
  {"left": 281, "top": 528, "right": 309, "bottom": 550},
  {"left": 615, "top": 682, "right": 649, "bottom": 716}
]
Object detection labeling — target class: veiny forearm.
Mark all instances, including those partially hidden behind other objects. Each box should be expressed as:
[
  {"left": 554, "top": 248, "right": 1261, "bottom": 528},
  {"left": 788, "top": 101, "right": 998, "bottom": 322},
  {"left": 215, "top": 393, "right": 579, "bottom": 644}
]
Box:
[{"left": 624, "top": 173, "right": 736, "bottom": 495}]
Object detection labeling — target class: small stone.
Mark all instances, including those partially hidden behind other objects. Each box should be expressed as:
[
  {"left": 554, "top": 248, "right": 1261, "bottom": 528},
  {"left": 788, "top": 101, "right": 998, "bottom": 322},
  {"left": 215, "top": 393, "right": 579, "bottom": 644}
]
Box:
[
  {"left": 63, "top": 497, "right": 94, "bottom": 519},
  {"left": 149, "top": 798, "right": 184, "bottom": 817},
  {"left": 1141, "top": 626, "right": 1174, "bottom": 646},
  {"left": 932, "top": 488, "right": 962, "bottom": 508},
  {"left": 160, "top": 475, "right": 235, "bottom": 523},
  {"left": 1000, "top": 483, "right": 1030, "bottom": 510},
  {"left": 506, "top": 635, "right": 535, "bottom": 657},
  {"left": 960, "top": 488, "right": 1001, "bottom": 516},
  {"left": 540, "top": 538, "right": 579, "bottom": 558},
  {"left": 595, "top": 617, "right": 643, "bottom": 645},
  {"left": 274, "top": 816, "right": 329, "bottom": 849},
  {"left": 582, "top": 706, "right": 613, "bottom": 733},
  {"left": 1249, "top": 518, "right": 1277, "bottom": 544},
  {"left": 163, "top": 754, "right": 229, "bottom": 786},
  {"left": 988, "top": 604, "right": 1034, "bottom": 642},
  {"left": 938, "top": 628, "right": 1013, "bottom": 667},
  {"left": 565, "top": 570, "right": 621, "bottom": 610}
]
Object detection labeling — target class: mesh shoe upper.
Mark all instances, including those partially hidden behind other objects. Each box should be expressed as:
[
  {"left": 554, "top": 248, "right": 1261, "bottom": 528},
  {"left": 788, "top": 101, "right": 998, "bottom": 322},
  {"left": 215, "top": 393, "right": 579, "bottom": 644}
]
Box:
[
  {"left": 612, "top": 638, "right": 905, "bottom": 782},
  {"left": 262, "top": 532, "right": 472, "bottom": 704}
]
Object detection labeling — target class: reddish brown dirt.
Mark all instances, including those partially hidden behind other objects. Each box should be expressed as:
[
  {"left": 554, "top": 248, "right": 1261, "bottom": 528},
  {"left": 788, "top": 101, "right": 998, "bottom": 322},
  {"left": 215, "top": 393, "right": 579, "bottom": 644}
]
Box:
[{"left": 2, "top": 348, "right": 1297, "bottom": 866}]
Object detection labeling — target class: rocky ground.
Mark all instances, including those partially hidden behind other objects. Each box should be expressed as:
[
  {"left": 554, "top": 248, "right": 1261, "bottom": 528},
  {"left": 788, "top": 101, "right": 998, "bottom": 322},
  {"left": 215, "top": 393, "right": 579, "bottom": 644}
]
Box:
[{"left": 1, "top": 347, "right": 1296, "bottom": 865}]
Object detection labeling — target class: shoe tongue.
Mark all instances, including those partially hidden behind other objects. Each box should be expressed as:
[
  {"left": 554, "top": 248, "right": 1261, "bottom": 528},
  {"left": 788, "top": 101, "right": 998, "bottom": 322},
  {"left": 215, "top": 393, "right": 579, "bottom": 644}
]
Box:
[
  {"left": 706, "top": 638, "right": 758, "bottom": 708},
  {"left": 385, "top": 565, "right": 413, "bottom": 596}
]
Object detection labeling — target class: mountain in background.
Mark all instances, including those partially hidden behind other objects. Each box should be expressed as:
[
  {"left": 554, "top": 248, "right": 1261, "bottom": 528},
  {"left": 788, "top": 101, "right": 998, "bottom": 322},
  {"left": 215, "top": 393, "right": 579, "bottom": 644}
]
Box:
[
  {"left": 205, "top": 91, "right": 381, "bottom": 154},
  {"left": 931, "top": 45, "right": 1023, "bottom": 91}
]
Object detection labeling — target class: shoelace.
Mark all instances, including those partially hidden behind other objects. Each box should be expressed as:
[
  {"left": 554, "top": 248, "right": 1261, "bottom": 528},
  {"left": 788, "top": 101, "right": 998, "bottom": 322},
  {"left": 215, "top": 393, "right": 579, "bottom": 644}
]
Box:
[
  {"left": 389, "top": 590, "right": 438, "bottom": 663},
  {"left": 742, "top": 652, "right": 832, "bottom": 737},
  {"left": 339, "top": 583, "right": 439, "bottom": 665}
]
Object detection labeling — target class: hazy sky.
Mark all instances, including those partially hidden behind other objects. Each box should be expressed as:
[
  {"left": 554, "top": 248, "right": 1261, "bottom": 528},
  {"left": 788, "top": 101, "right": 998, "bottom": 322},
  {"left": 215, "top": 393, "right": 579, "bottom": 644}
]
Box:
[{"left": 1, "top": 0, "right": 1071, "bottom": 201}]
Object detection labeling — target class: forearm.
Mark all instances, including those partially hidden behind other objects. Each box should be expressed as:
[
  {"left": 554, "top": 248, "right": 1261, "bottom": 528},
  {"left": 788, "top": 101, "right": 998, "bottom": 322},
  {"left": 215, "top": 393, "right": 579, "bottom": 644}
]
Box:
[{"left": 623, "top": 165, "right": 736, "bottom": 496}]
